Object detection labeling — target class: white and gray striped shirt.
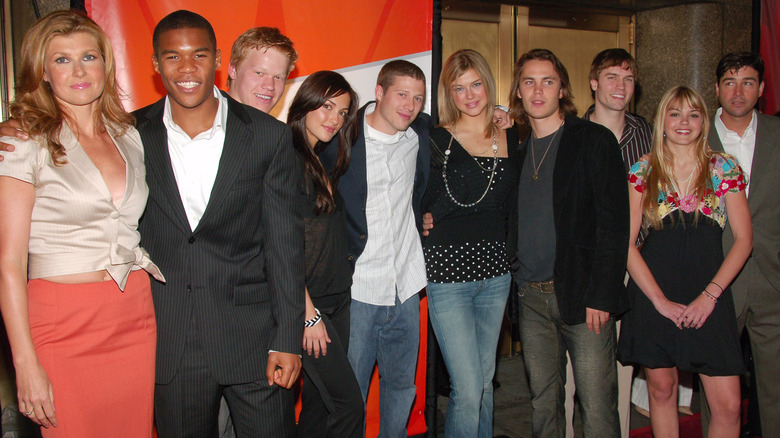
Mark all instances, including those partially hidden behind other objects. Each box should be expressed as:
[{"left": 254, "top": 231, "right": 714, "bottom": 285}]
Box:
[{"left": 351, "top": 103, "right": 427, "bottom": 306}]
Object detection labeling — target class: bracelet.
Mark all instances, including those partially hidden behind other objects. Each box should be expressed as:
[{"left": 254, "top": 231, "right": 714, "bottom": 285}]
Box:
[
  {"left": 702, "top": 290, "right": 719, "bottom": 303},
  {"left": 708, "top": 281, "right": 724, "bottom": 294},
  {"left": 304, "top": 308, "right": 322, "bottom": 327},
  {"left": 495, "top": 104, "right": 510, "bottom": 113}
]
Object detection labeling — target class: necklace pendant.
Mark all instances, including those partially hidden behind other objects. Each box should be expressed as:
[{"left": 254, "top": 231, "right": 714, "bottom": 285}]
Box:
[{"left": 532, "top": 173, "right": 539, "bottom": 181}]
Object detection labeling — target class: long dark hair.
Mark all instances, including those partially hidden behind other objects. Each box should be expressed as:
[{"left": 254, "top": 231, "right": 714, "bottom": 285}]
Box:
[{"left": 287, "top": 71, "right": 359, "bottom": 215}]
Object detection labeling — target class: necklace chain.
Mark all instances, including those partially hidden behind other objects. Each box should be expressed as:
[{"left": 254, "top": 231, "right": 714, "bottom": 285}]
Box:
[
  {"left": 671, "top": 161, "right": 699, "bottom": 197},
  {"left": 530, "top": 120, "right": 564, "bottom": 181},
  {"left": 442, "top": 124, "right": 499, "bottom": 208}
]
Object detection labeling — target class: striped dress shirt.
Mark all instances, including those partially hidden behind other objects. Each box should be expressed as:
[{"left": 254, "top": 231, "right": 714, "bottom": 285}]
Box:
[
  {"left": 583, "top": 105, "right": 653, "bottom": 173},
  {"left": 351, "top": 104, "right": 427, "bottom": 306}
]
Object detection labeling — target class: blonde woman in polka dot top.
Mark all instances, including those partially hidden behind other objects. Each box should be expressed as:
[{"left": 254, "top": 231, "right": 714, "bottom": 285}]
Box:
[{"left": 422, "top": 50, "right": 520, "bottom": 438}]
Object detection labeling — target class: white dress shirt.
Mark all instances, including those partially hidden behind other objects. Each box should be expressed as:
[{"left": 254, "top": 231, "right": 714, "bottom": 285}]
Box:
[
  {"left": 163, "top": 86, "right": 228, "bottom": 230},
  {"left": 715, "top": 107, "right": 756, "bottom": 196},
  {"left": 351, "top": 103, "right": 427, "bottom": 306}
]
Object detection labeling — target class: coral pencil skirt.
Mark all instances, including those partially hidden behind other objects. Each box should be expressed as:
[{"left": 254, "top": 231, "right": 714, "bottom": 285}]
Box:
[{"left": 27, "top": 270, "right": 156, "bottom": 438}]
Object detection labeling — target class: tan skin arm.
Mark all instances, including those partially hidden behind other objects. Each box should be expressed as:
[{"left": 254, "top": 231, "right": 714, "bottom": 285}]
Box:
[
  {"left": 302, "top": 287, "right": 330, "bottom": 358},
  {"left": 493, "top": 107, "right": 513, "bottom": 130},
  {"left": 0, "top": 176, "right": 58, "bottom": 428},
  {"left": 625, "top": 184, "right": 688, "bottom": 326},
  {"left": 266, "top": 351, "right": 302, "bottom": 388},
  {"left": 677, "top": 189, "right": 752, "bottom": 329},
  {"left": 0, "top": 119, "right": 26, "bottom": 161}
]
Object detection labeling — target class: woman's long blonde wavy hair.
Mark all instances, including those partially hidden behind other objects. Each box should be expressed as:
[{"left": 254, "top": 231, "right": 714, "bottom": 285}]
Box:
[
  {"left": 10, "top": 10, "right": 134, "bottom": 165},
  {"left": 642, "top": 86, "right": 714, "bottom": 229}
]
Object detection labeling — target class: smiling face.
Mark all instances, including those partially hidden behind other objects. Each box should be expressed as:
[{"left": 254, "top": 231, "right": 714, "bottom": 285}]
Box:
[
  {"left": 152, "top": 27, "right": 221, "bottom": 113},
  {"left": 43, "top": 32, "right": 105, "bottom": 113},
  {"left": 517, "top": 59, "right": 564, "bottom": 123},
  {"left": 228, "top": 46, "right": 291, "bottom": 113},
  {"left": 663, "top": 100, "right": 703, "bottom": 149},
  {"left": 716, "top": 66, "right": 764, "bottom": 119},
  {"left": 591, "top": 64, "right": 635, "bottom": 113},
  {"left": 450, "top": 68, "right": 488, "bottom": 118},
  {"left": 370, "top": 75, "right": 425, "bottom": 135},
  {"left": 304, "top": 92, "right": 351, "bottom": 146}
]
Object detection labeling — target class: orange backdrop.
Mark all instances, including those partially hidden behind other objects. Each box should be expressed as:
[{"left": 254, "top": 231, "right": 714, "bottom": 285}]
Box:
[
  {"left": 85, "top": 0, "right": 432, "bottom": 111},
  {"left": 84, "top": 1, "right": 433, "bottom": 436}
]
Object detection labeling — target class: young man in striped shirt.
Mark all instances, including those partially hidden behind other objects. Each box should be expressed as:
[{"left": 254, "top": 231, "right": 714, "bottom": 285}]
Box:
[{"left": 583, "top": 48, "right": 652, "bottom": 172}]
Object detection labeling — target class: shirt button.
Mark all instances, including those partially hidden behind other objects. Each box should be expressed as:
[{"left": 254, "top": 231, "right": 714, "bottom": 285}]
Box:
[
  {"left": 348, "top": 256, "right": 355, "bottom": 261},
  {"left": 189, "top": 237, "right": 196, "bottom": 244},
  {"left": 186, "top": 285, "right": 192, "bottom": 292},
  {"left": 110, "top": 211, "right": 120, "bottom": 219},
  {"left": 359, "top": 234, "right": 366, "bottom": 239}
]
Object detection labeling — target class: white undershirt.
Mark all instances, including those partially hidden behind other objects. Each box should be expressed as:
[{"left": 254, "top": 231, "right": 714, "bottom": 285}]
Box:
[{"left": 163, "top": 86, "right": 228, "bottom": 230}]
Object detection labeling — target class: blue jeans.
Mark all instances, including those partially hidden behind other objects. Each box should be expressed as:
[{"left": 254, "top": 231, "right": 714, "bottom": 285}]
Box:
[
  {"left": 427, "top": 274, "right": 511, "bottom": 438},
  {"left": 518, "top": 283, "right": 620, "bottom": 438},
  {"left": 348, "top": 294, "right": 420, "bottom": 438}
]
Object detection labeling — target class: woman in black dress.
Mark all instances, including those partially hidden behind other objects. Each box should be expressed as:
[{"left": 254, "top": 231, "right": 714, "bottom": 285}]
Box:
[
  {"left": 286, "top": 71, "right": 363, "bottom": 438},
  {"left": 617, "top": 86, "right": 752, "bottom": 437}
]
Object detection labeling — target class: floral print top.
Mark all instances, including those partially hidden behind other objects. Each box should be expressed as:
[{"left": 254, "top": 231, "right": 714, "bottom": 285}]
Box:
[{"left": 628, "top": 154, "right": 747, "bottom": 228}]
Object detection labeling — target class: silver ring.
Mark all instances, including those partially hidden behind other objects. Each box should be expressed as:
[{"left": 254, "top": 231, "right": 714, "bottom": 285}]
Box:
[{"left": 24, "top": 409, "right": 33, "bottom": 416}]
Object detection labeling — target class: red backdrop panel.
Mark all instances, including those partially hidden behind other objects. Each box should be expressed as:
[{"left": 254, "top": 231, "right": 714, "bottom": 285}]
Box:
[
  {"left": 86, "top": 0, "right": 432, "bottom": 111},
  {"left": 85, "top": 2, "right": 433, "bottom": 436},
  {"left": 761, "top": 0, "right": 779, "bottom": 115}
]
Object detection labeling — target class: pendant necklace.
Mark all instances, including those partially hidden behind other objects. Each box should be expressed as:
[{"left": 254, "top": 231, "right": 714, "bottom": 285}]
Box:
[
  {"left": 531, "top": 120, "right": 564, "bottom": 181},
  {"left": 442, "top": 124, "right": 499, "bottom": 208}
]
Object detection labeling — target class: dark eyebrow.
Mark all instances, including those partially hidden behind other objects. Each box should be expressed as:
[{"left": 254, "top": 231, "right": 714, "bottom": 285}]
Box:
[{"left": 160, "top": 47, "right": 212, "bottom": 56}]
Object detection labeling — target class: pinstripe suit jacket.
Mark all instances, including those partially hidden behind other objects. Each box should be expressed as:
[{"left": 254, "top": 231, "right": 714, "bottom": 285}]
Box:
[
  {"left": 710, "top": 111, "right": 780, "bottom": 314},
  {"left": 135, "top": 92, "right": 305, "bottom": 385}
]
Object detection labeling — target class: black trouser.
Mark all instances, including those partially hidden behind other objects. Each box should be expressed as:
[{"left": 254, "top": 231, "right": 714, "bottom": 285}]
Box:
[
  {"left": 155, "top": 316, "right": 294, "bottom": 438},
  {"left": 297, "top": 293, "right": 364, "bottom": 438}
]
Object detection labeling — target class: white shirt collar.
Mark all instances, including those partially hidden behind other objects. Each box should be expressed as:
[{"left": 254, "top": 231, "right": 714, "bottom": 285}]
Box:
[
  {"left": 162, "top": 86, "right": 228, "bottom": 140},
  {"left": 714, "top": 107, "right": 757, "bottom": 139}
]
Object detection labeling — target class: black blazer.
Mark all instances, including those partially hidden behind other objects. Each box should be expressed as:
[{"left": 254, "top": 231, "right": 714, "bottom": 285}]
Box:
[
  {"left": 135, "top": 92, "right": 305, "bottom": 385},
  {"left": 508, "top": 114, "right": 630, "bottom": 324},
  {"left": 319, "top": 102, "right": 432, "bottom": 269}
]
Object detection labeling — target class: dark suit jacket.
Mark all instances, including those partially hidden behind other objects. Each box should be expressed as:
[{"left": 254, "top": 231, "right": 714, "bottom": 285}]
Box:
[
  {"left": 135, "top": 92, "right": 305, "bottom": 385},
  {"left": 710, "top": 111, "right": 780, "bottom": 313},
  {"left": 508, "top": 114, "right": 630, "bottom": 325},
  {"left": 319, "top": 102, "right": 431, "bottom": 269}
]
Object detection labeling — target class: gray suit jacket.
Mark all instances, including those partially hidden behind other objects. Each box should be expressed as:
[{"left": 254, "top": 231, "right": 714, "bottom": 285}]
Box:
[
  {"left": 710, "top": 111, "right": 780, "bottom": 314},
  {"left": 135, "top": 92, "right": 305, "bottom": 385}
]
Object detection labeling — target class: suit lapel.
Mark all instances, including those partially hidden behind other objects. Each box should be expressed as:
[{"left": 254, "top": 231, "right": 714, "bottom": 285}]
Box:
[
  {"left": 139, "top": 100, "right": 192, "bottom": 234},
  {"left": 552, "top": 117, "right": 577, "bottom": 226},
  {"left": 348, "top": 110, "right": 368, "bottom": 199},
  {"left": 748, "top": 113, "right": 771, "bottom": 203},
  {"left": 194, "top": 99, "right": 250, "bottom": 233},
  {"left": 708, "top": 124, "right": 724, "bottom": 152}
]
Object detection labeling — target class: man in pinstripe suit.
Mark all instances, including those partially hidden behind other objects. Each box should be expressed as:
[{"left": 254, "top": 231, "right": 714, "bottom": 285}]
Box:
[{"left": 135, "top": 11, "right": 304, "bottom": 437}]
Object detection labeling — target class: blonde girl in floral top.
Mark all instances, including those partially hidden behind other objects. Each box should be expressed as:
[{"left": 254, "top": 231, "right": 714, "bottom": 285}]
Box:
[{"left": 617, "top": 86, "right": 752, "bottom": 438}]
